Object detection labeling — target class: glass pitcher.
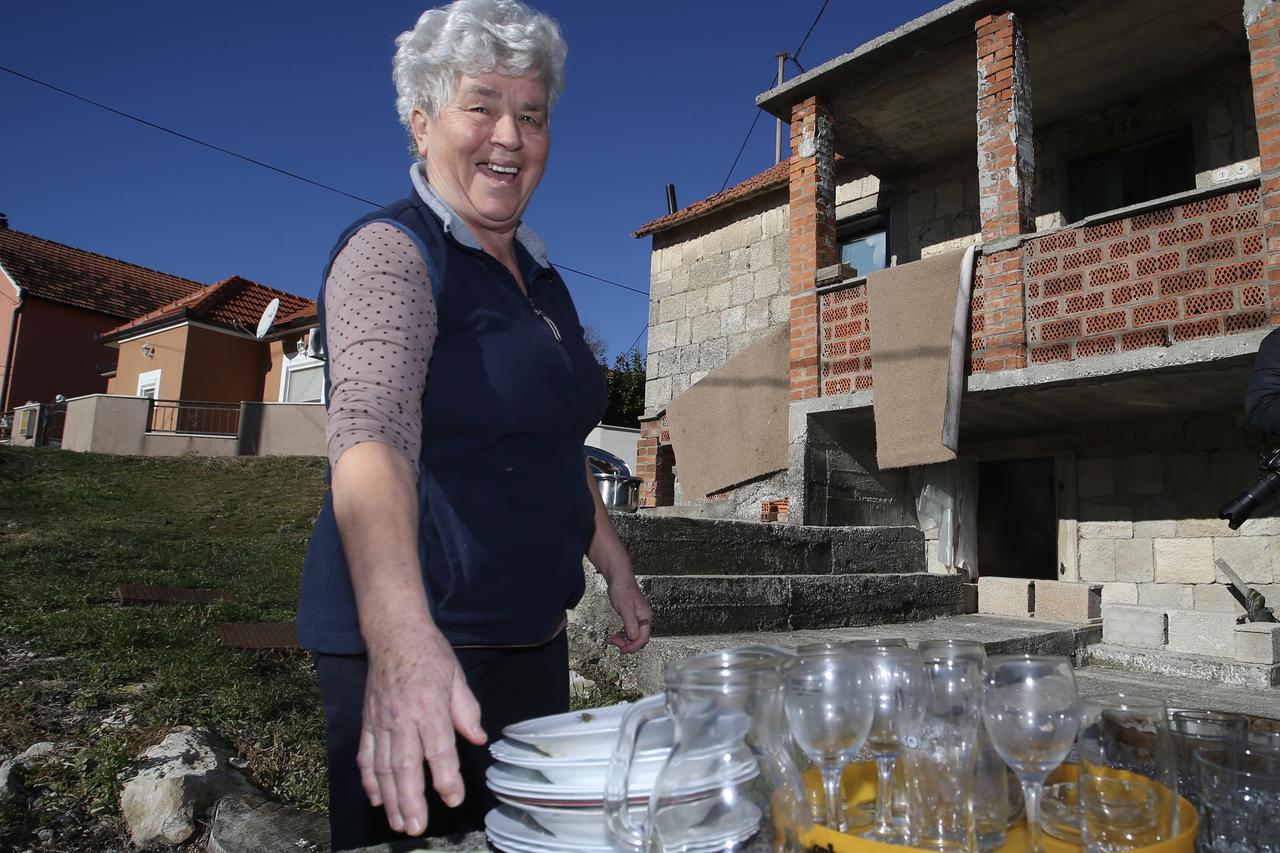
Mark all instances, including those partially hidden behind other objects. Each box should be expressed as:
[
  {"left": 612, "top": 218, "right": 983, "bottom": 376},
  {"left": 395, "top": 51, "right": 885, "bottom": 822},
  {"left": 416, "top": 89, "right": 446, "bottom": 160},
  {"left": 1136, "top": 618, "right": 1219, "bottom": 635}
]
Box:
[{"left": 604, "top": 646, "right": 810, "bottom": 853}]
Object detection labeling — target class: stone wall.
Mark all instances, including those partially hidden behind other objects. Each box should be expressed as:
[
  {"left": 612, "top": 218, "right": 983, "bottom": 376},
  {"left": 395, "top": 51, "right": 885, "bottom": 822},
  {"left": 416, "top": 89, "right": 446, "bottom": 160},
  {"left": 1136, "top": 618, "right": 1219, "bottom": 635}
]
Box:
[
  {"left": 1075, "top": 413, "right": 1278, "bottom": 654},
  {"left": 644, "top": 192, "right": 790, "bottom": 415}
]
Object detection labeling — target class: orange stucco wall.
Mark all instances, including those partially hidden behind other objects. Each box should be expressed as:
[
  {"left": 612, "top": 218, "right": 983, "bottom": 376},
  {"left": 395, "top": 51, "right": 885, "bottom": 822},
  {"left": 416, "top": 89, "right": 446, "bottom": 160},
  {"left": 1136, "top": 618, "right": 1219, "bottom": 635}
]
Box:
[
  {"left": 4, "top": 298, "right": 120, "bottom": 408},
  {"left": 179, "top": 325, "right": 266, "bottom": 404},
  {"left": 262, "top": 331, "right": 308, "bottom": 401},
  {"left": 0, "top": 270, "right": 19, "bottom": 409},
  {"left": 108, "top": 325, "right": 189, "bottom": 398}
]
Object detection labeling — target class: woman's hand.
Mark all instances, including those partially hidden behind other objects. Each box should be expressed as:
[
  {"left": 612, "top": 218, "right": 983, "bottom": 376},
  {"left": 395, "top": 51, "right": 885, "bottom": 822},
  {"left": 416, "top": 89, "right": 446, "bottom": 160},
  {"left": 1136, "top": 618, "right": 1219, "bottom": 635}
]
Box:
[
  {"left": 357, "top": 624, "right": 486, "bottom": 836},
  {"left": 584, "top": 461, "right": 653, "bottom": 654},
  {"left": 605, "top": 572, "right": 652, "bottom": 654}
]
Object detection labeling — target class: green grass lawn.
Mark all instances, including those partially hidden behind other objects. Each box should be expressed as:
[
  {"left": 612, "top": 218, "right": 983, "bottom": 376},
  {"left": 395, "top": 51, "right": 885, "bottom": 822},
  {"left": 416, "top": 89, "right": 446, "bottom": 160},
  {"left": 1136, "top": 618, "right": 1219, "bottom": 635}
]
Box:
[{"left": 0, "top": 447, "right": 331, "bottom": 842}]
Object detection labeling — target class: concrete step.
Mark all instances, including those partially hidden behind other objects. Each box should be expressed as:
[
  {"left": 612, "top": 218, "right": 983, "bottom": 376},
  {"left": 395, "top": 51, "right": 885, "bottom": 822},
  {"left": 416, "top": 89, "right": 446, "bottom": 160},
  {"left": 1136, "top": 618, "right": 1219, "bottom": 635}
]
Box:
[
  {"left": 609, "top": 614, "right": 1095, "bottom": 694},
  {"left": 638, "top": 572, "right": 964, "bottom": 636},
  {"left": 1076, "top": 666, "right": 1280, "bottom": 723},
  {"left": 1084, "top": 642, "right": 1280, "bottom": 689},
  {"left": 613, "top": 513, "right": 924, "bottom": 577}
]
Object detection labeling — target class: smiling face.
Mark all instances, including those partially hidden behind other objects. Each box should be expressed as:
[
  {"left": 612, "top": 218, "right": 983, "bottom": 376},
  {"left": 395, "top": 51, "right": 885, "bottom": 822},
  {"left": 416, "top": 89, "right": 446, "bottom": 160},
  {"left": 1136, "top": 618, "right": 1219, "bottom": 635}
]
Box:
[{"left": 412, "top": 71, "right": 550, "bottom": 253}]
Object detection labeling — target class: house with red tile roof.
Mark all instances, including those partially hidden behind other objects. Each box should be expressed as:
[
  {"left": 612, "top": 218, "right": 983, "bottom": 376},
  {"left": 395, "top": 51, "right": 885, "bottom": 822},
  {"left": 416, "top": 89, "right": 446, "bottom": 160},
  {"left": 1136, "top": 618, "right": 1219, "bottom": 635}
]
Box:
[
  {"left": 98, "top": 275, "right": 319, "bottom": 406},
  {"left": 0, "top": 222, "right": 205, "bottom": 411}
]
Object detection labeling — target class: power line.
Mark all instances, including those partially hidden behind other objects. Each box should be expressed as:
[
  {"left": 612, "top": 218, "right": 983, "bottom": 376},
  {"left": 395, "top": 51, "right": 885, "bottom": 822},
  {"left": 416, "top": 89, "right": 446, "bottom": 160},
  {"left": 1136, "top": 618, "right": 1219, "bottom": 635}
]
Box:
[
  {"left": 0, "top": 64, "right": 648, "bottom": 297},
  {"left": 626, "top": 323, "right": 648, "bottom": 353},
  {"left": 0, "top": 65, "right": 381, "bottom": 208},
  {"left": 717, "top": 0, "right": 834, "bottom": 192},
  {"left": 556, "top": 264, "right": 648, "bottom": 296}
]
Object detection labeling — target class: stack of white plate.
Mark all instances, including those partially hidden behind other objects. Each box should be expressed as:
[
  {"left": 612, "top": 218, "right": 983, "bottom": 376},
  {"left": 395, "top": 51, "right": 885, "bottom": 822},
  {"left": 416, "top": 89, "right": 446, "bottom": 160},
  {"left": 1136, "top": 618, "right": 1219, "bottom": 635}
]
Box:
[{"left": 484, "top": 700, "right": 759, "bottom": 852}]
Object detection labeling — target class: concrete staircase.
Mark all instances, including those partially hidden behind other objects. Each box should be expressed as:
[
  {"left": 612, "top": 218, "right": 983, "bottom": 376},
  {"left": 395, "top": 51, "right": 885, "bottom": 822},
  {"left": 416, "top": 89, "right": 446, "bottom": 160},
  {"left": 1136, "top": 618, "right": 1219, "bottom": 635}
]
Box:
[{"left": 610, "top": 514, "right": 965, "bottom": 635}]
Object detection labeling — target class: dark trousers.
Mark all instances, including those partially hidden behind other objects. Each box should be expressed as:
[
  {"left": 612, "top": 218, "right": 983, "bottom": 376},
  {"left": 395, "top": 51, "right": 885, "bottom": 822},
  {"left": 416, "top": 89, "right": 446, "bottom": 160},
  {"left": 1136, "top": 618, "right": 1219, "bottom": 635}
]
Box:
[{"left": 315, "top": 631, "right": 569, "bottom": 851}]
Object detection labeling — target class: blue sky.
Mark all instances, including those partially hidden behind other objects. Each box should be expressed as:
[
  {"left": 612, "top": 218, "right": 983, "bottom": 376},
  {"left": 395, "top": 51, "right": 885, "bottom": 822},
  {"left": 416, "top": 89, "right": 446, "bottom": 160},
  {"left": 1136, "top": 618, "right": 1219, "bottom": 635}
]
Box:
[{"left": 1, "top": 1, "right": 940, "bottom": 359}]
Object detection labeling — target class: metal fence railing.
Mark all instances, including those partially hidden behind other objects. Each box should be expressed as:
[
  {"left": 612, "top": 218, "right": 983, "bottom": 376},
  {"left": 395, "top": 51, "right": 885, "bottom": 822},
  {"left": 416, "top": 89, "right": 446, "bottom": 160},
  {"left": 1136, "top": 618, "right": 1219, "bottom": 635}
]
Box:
[{"left": 147, "top": 399, "right": 241, "bottom": 436}]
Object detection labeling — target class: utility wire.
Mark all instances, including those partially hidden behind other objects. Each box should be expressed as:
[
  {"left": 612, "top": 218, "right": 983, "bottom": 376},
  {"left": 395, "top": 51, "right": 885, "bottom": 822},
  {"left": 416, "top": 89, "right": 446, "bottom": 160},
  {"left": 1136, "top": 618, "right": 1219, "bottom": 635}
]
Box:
[
  {"left": 0, "top": 64, "right": 648, "bottom": 297},
  {"left": 626, "top": 323, "right": 648, "bottom": 354},
  {"left": 0, "top": 65, "right": 381, "bottom": 208},
  {"left": 717, "top": 0, "right": 833, "bottom": 192}
]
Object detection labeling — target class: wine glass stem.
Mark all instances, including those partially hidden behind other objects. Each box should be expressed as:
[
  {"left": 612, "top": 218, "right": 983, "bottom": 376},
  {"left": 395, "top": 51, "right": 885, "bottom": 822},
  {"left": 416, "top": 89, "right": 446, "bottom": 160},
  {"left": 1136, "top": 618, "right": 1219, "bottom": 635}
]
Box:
[
  {"left": 1021, "top": 779, "right": 1044, "bottom": 853},
  {"left": 874, "top": 754, "right": 896, "bottom": 836},
  {"left": 821, "top": 764, "right": 844, "bottom": 829}
]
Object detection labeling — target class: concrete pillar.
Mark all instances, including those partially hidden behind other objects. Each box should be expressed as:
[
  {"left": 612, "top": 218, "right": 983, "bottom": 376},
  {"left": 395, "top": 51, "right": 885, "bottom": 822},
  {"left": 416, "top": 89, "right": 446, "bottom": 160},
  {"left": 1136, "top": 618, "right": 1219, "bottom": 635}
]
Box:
[
  {"left": 975, "top": 11, "right": 1035, "bottom": 241},
  {"left": 787, "top": 96, "right": 837, "bottom": 401},
  {"left": 1245, "top": 0, "right": 1280, "bottom": 322}
]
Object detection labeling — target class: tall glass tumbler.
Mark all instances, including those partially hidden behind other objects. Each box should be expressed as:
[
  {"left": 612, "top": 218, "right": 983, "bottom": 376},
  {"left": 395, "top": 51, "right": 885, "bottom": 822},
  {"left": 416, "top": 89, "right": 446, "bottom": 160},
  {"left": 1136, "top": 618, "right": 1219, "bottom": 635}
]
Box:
[
  {"left": 1169, "top": 709, "right": 1246, "bottom": 814},
  {"left": 1196, "top": 745, "right": 1280, "bottom": 853},
  {"left": 916, "top": 639, "right": 1007, "bottom": 851},
  {"left": 1077, "top": 693, "right": 1180, "bottom": 852},
  {"left": 902, "top": 656, "right": 983, "bottom": 852}
]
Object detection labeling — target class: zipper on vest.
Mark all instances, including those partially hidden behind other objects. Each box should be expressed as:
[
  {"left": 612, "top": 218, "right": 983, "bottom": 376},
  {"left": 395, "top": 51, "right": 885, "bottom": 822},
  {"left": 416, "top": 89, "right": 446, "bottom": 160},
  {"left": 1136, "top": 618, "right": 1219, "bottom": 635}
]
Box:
[{"left": 530, "top": 300, "right": 563, "bottom": 343}]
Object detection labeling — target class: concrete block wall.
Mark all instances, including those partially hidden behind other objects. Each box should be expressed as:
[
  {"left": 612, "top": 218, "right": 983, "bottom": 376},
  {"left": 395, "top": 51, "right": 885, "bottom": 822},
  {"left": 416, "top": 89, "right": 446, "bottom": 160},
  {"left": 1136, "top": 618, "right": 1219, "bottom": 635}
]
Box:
[{"left": 1079, "top": 414, "right": 1280, "bottom": 660}]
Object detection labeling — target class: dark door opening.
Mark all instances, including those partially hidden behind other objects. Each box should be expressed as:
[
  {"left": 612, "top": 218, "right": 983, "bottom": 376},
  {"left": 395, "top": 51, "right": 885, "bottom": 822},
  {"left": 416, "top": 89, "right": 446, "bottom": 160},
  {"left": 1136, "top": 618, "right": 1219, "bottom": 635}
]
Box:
[{"left": 977, "top": 457, "right": 1057, "bottom": 580}]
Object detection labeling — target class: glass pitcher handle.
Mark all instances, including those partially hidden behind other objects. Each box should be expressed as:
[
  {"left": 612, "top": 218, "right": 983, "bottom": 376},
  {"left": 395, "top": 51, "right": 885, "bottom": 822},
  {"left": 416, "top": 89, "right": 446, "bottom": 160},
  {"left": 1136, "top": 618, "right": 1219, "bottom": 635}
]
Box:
[{"left": 603, "top": 693, "right": 666, "bottom": 852}]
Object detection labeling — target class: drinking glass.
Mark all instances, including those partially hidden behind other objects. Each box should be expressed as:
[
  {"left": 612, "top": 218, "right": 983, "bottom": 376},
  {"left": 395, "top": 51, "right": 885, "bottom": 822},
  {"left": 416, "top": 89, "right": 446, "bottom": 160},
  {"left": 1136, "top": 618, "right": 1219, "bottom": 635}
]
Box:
[
  {"left": 982, "top": 655, "right": 1080, "bottom": 853},
  {"left": 902, "top": 656, "right": 983, "bottom": 852},
  {"left": 783, "top": 647, "right": 874, "bottom": 830},
  {"left": 849, "top": 637, "right": 909, "bottom": 649},
  {"left": 1077, "top": 693, "right": 1180, "bottom": 852},
  {"left": 918, "top": 639, "right": 987, "bottom": 666},
  {"left": 859, "top": 646, "right": 926, "bottom": 843},
  {"left": 1196, "top": 745, "right": 1280, "bottom": 853},
  {"left": 1169, "top": 709, "right": 1246, "bottom": 813}
]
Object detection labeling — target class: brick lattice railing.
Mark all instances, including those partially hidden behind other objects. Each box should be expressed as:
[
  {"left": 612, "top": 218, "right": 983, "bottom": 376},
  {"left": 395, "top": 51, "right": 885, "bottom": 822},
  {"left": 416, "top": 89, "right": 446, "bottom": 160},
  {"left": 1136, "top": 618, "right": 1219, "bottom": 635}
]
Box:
[
  {"left": 1022, "top": 186, "right": 1266, "bottom": 363},
  {"left": 817, "top": 185, "right": 1267, "bottom": 393},
  {"left": 818, "top": 284, "right": 872, "bottom": 395}
]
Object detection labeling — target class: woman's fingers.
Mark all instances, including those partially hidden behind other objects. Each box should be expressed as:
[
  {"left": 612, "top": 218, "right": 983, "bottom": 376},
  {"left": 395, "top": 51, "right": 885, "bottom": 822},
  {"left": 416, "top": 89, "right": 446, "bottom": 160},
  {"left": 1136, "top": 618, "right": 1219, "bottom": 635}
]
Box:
[
  {"left": 389, "top": 726, "right": 428, "bottom": 835},
  {"left": 373, "top": 723, "right": 405, "bottom": 832},
  {"left": 451, "top": 673, "right": 487, "bottom": 746},
  {"left": 356, "top": 727, "right": 382, "bottom": 807}
]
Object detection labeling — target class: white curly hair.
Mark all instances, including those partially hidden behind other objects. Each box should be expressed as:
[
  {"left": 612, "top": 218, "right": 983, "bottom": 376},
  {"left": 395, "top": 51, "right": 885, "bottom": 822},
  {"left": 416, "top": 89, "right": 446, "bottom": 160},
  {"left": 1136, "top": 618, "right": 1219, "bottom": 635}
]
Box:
[{"left": 393, "top": 0, "right": 567, "bottom": 129}]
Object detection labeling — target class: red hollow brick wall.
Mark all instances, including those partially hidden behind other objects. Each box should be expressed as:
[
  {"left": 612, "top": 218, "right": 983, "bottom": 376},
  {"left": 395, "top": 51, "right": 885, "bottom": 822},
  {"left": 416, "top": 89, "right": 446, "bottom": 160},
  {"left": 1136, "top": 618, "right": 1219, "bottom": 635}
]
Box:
[
  {"left": 818, "top": 284, "right": 872, "bottom": 394},
  {"left": 1022, "top": 187, "right": 1267, "bottom": 364}
]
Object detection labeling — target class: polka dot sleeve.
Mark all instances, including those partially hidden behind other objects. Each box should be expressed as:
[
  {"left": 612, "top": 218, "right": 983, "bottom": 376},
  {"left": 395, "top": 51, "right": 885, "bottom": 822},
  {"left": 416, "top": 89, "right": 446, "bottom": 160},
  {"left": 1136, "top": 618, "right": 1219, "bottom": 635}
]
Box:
[{"left": 323, "top": 221, "right": 437, "bottom": 472}]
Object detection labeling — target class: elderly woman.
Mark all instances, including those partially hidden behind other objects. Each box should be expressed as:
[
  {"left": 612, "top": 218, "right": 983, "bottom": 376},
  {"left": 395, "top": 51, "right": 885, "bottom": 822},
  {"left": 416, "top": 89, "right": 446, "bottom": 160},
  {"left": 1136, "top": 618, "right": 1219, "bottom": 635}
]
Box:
[{"left": 295, "top": 1, "right": 652, "bottom": 846}]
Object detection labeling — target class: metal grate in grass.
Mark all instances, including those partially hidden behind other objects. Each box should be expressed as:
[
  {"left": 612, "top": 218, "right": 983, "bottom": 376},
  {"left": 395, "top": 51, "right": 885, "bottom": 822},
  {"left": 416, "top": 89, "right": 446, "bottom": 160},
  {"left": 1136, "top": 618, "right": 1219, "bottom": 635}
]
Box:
[
  {"left": 117, "top": 584, "right": 237, "bottom": 605},
  {"left": 217, "top": 622, "right": 299, "bottom": 649}
]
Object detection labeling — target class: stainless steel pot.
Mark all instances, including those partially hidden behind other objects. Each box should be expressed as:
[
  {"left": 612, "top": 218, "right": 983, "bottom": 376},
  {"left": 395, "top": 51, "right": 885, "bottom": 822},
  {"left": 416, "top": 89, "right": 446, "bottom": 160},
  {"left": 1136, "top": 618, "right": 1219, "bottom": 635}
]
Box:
[{"left": 594, "top": 473, "right": 640, "bottom": 513}]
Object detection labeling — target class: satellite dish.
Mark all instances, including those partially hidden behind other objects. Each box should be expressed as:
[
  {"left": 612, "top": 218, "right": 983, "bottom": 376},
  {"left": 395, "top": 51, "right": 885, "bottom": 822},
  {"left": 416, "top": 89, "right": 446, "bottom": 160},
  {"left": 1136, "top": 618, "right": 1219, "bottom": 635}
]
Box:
[{"left": 255, "top": 298, "right": 280, "bottom": 340}]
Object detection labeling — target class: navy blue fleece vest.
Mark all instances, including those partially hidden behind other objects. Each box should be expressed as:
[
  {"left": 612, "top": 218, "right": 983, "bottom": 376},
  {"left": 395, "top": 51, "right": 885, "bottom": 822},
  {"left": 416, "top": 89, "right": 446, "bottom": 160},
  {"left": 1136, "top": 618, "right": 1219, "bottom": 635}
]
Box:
[{"left": 296, "top": 191, "right": 605, "bottom": 653}]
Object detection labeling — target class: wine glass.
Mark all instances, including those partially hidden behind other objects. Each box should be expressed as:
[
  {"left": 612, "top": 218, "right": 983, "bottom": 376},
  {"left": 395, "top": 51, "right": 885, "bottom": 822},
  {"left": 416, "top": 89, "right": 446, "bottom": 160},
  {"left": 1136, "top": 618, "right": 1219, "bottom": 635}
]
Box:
[
  {"left": 784, "top": 647, "right": 874, "bottom": 830},
  {"left": 982, "top": 655, "right": 1081, "bottom": 853},
  {"left": 859, "top": 646, "right": 927, "bottom": 843}
]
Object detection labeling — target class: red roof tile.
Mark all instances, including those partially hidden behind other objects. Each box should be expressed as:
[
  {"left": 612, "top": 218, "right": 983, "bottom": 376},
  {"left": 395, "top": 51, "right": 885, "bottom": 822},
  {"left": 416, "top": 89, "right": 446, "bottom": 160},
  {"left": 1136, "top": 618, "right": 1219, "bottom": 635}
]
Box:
[
  {"left": 277, "top": 304, "right": 318, "bottom": 326},
  {"left": 0, "top": 227, "right": 206, "bottom": 319},
  {"left": 633, "top": 159, "right": 791, "bottom": 238},
  {"left": 100, "top": 276, "right": 315, "bottom": 340}
]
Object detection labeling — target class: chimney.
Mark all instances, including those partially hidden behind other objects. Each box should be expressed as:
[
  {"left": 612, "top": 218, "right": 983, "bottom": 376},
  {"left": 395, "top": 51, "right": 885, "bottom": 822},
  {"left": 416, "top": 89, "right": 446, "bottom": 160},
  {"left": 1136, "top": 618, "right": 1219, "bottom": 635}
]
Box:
[{"left": 665, "top": 184, "right": 678, "bottom": 215}]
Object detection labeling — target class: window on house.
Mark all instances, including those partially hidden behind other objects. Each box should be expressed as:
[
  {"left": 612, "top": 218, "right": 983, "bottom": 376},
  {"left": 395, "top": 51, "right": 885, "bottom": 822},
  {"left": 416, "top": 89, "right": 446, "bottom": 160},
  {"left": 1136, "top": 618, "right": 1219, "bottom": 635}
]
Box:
[
  {"left": 283, "top": 362, "right": 325, "bottom": 403},
  {"left": 1068, "top": 130, "right": 1195, "bottom": 222},
  {"left": 838, "top": 216, "right": 888, "bottom": 278}
]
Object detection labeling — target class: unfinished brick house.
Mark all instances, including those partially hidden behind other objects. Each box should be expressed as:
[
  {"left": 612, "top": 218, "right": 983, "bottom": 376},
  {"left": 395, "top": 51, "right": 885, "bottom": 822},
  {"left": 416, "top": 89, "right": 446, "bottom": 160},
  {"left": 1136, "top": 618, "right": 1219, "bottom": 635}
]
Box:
[{"left": 633, "top": 0, "right": 1280, "bottom": 674}]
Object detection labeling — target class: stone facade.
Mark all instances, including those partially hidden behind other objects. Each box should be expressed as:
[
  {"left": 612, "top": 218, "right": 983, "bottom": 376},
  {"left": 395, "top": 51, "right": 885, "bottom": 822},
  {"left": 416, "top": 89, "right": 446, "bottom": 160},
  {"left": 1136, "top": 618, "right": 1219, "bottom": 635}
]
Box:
[{"left": 645, "top": 192, "right": 792, "bottom": 416}]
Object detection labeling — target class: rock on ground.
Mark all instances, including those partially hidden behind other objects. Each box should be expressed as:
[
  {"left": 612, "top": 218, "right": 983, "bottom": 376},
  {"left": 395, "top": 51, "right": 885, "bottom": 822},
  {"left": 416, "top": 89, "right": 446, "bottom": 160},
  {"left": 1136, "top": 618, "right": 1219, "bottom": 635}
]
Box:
[
  {"left": 120, "top": 726, "right": 263, "bottom": 848},
  {"left": 208, "top": 794, "right": 329, "bottom": 853}
]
